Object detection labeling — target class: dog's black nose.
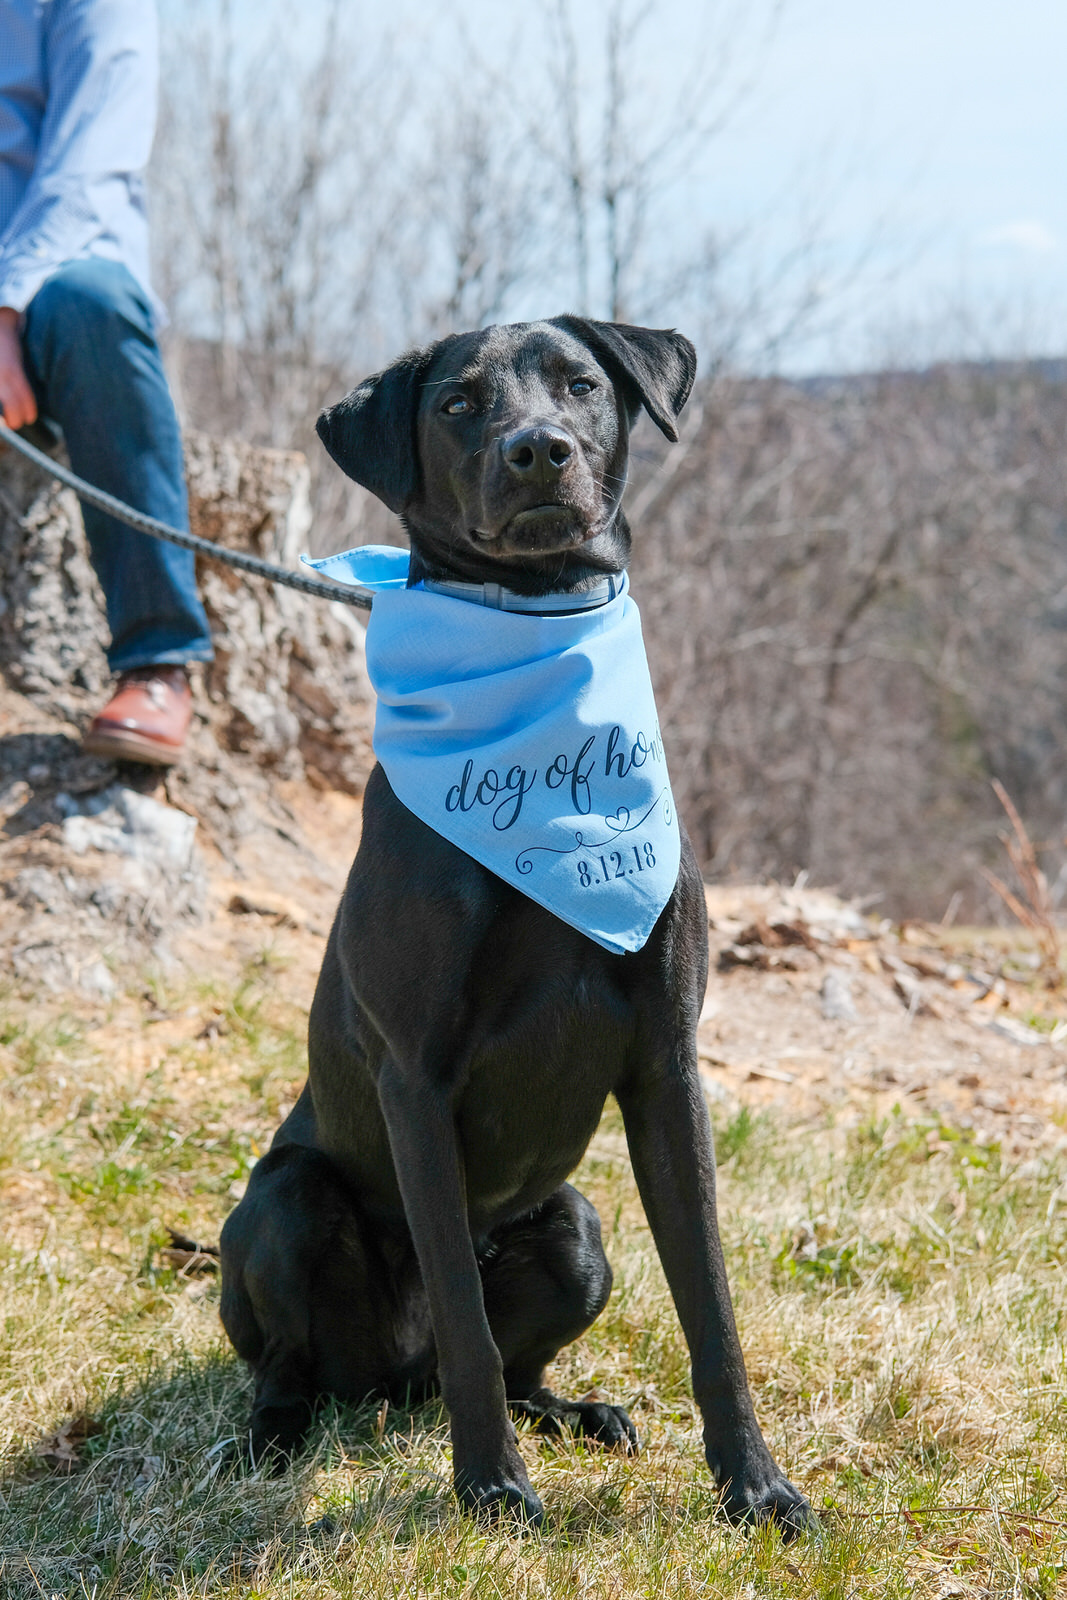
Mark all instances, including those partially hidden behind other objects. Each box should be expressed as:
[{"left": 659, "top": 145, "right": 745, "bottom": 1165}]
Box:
[{"left": 502, "top": 426, "right": 574, "bottom": 483}]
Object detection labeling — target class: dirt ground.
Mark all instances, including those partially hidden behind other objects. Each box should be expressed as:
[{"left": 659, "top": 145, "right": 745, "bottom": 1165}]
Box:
[
  {"left": 699, "top": 883, "right": 1067, "bottom": 1161},
  {"left": 177, "top": 823, "right": 1067, "bottom": 1170}
]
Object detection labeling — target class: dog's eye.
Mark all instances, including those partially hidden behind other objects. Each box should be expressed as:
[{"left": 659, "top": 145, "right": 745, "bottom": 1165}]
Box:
[
  {"left": 442, "top": 396, "right": 472, "bottom": 416},
  {"left": 569, "top": 378, "right": 596, "bottom": 396}
]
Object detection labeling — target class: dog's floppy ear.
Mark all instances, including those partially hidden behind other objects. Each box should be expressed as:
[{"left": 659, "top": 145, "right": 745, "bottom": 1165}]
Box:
[
  {"left": 552, "top": 317, "right": 696, "bottom": 442},
  {"left": 316, "top": 344, "right": 436, "bottom": 513}
]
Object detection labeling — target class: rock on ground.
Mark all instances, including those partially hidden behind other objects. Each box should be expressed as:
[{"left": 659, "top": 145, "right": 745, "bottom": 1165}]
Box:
[{"left": 1, "top": 428, "right": 374, "bottom": 991}]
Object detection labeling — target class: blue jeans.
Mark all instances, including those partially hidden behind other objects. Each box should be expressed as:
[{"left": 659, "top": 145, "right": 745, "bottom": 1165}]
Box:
[{"left": 21, "top": 258, "right": 213, "bottom": 673}]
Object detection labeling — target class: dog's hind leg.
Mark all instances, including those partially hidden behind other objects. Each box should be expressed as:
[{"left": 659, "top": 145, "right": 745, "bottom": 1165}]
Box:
[
  {"left": 221, "top": 1143, "right": 370, "bottom": 1467},
  {"left": 479, "top": 1184, "right": 637, "bottom": 1453}
]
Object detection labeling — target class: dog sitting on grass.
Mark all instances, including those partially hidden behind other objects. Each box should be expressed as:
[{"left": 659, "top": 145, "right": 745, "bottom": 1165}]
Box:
[{"left": 219, "top": 316, "right": 812, "bottom": 1537}]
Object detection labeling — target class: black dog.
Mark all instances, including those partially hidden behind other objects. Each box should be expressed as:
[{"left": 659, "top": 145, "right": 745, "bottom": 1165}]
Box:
[{"left": 219, "top": 317, "right": 811, "bottom": 1535}]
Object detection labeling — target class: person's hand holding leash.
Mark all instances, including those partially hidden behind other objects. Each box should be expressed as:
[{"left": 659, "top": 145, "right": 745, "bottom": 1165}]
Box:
[{"left": 0, "top": 307, "right": 38, "bottom": 430}]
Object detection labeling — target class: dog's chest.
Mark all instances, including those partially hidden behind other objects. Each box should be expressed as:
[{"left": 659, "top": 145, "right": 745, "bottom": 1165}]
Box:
[{"left": 452, "top": 973, "right": 630, "bottom": 1222}]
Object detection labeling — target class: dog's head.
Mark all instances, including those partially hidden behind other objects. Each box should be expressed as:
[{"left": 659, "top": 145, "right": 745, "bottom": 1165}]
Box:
[{"left": 317, "top": 318, "right": 696, "bottom": 591}]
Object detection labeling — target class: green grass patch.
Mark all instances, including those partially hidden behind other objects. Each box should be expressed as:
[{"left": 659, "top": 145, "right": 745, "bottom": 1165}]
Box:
[{"left": 1, "top": 971, "right": 1065, "bottom": 1596}]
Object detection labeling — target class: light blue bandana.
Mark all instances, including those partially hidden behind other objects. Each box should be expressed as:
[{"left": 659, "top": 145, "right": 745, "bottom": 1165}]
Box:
[{"left": 302, "top": 545, "right": 680, "bottom": 955}]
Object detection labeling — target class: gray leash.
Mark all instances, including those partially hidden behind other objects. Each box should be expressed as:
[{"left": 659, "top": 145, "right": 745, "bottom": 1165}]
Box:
[{"left": 0, "top": 418, "right": 374, "bottom": 612}]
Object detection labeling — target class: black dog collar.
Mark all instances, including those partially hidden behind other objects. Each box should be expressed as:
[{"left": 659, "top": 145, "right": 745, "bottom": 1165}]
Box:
[{"left": 420, "top": 573, "right": 623, "bottom": 616}]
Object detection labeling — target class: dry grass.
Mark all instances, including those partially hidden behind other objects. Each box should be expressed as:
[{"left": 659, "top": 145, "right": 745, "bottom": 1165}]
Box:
[
  {"left": 980, "top": 781, "right": 1063, "bottom": 986},
  {"left": 2, "top": 954, "right": 1066, "bottom": 1599}
]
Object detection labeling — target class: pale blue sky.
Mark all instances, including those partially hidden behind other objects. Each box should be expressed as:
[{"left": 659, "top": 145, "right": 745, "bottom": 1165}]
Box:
[
  {"left": 710, "top": 0, "right": 1067, "bottom": 366},
  {"left": 408, "top": 0, "right": 1066, "bottom": 368},
  {"left": 219, "top": 0, "right": 1067, "bottom": 370}
]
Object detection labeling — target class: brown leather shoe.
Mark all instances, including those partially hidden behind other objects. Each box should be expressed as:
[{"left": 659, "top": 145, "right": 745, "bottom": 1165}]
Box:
[{"left": 83, "top": 666, "right": 193, "bottom": 766}]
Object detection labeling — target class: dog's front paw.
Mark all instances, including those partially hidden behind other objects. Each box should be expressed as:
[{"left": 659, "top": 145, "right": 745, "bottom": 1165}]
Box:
[
  {"left": 459, "top": 1477, "right": 545, "bottom": 1525},
  {"left": 455, "top": 1449, "right": 544, "bottom": 1526},
  {"left": 712, "top": 1454, "right": 816, "bottom": 1542}
]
